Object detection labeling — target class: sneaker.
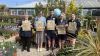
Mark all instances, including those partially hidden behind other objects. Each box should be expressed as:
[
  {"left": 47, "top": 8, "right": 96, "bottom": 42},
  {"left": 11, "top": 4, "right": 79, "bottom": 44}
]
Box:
[
  {"left": 27, "top": 49, "right": 30, "bottom": 52},
  {"left": 37, "top": 48, "right": 40, "bottom": 51},
  {"left": 21, "top": 48, "right": 24, "bottom": 51},
  {"left": 39, "top": 48, "right": 43, "bottom": 51},
  {"left": 21, "top": 47, "right": 26, "bottom": 51},
  {"left": 46, "top": 48, "right": 50, "bottom": 51}
]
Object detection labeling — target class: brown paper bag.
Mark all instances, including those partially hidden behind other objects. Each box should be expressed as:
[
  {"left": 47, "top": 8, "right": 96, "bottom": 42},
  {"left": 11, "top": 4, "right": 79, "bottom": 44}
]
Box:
[
  {"left": 47, "top": 20, "right": 55, "bottom": 30},
  {"left": 57, "top": 25, "right": 66, "bottom": 34},
  {"left": 36, "top": 21, "right": 44, "bottom": 31},
  {"left": 22, "top": 20, "right": 31, "bottom": 31}
]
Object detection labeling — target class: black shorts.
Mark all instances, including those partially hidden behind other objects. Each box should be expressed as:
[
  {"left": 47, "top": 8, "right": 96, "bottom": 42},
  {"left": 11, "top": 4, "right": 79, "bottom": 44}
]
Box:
[
  {"left": 47, "top": 30, "right": 56, "bottom": 39},
  {"left": 58, "top": 34, "right": 66, "bottom": 40},
  {"left": 66, "top": 32, "right": 77, "bottom": 38}
]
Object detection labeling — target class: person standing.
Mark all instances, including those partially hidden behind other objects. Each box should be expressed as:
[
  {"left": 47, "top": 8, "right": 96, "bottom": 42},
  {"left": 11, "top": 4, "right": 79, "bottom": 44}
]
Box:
[
  {"left": 34, "top": 11, "right": 46, "bottom": 51},
  {"left": 19, "top": 15, "right": 33, "bottom": 52},
  {"left": 46, "top": 10, "right": 56, "bottom": 50},
  {"left": 67, "top": 14, "right": 81, "bottom": 49},
  {"left": 56, "top": 13, "right": 68, "bottom": 49}
]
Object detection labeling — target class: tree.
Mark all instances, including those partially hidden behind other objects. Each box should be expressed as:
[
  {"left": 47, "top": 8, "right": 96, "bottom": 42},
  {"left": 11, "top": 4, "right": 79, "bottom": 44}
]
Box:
[
  {"left": 0, "top": 4, "right": 6, "bottom": 12},
  {"left": 66, "top": 0, "right": 78, "bottom": 16}
]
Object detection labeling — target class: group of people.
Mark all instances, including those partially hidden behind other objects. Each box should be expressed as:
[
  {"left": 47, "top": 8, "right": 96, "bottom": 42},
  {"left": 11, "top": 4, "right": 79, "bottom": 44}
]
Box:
[{"left": 18, "top": 10, "right": 81, "bottom": 52}]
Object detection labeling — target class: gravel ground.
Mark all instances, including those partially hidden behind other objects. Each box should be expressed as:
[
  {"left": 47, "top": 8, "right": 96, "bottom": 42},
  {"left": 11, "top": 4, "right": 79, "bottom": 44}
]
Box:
[{"left": 16, "top": 47, "right": 51, "bottom": 56}]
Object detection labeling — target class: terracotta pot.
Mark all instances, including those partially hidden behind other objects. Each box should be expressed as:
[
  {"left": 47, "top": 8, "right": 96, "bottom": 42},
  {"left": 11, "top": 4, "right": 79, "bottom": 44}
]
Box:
[{"left": 12, "top": 51, "right": 16, "bottom": 56}]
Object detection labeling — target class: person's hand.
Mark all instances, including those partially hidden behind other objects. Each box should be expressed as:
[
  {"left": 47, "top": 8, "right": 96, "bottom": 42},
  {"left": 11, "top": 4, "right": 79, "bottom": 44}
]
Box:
[
  {"left": 65, "top": 24, "right": 68, "bottom": 27},
  {"left": 18, "top": 26, "right": 21, "bottom": 28},
  {"left": 31, "top": 25, "right": 33, "bottom": 28},
  {"left": 45, "top": 33, "right": 47, "bottom": 36},
  {"left": 56, "top": 26, "right": 58, "bottom": 30}
]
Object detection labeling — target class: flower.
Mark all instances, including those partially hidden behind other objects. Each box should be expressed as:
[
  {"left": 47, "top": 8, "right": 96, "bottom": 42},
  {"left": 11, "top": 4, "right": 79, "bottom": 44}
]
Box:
[{"left": 3, "top": 47, "right": 5, "bottom": 50}]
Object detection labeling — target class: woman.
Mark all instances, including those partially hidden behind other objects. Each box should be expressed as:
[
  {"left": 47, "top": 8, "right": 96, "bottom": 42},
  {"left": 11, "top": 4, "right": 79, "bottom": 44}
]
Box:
[
  {"left": 34, "top": 11, "right": 46, "bottom": 51},
  {"left": 56, "top": 13, "right": 67, "bottom": 49},
  {"left": 19, "top": 15, "right": 33, "bottom": 52},
  {"left": 67, "top": 14, "right": 81, "bottom": 49}
]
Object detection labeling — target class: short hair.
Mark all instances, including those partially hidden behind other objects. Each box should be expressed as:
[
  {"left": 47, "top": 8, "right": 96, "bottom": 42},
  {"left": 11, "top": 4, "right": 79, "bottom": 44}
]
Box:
[{"left": 49, "top": 9, "right": 53, "bottom": 11}]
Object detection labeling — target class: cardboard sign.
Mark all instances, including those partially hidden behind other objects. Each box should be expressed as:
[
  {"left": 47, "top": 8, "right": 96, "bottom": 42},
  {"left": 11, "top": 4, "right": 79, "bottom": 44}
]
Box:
[
  {"left": 57, "top": 25, "right": 66, "bottom": 34},
  {"left": 47, "top": 20, "right": 55, "bottom": 30},
  {"left": 22, "top": 20, "right": 31, "bottom": 31},
  {"left": 36, "top": 21, "right": 44, "bottom": 31},
  {"left": 68, "top": 22, "right": 77, "bottom": 31},
  {"left": 67, "top": 22, "right": 77, "bottom": 34}
]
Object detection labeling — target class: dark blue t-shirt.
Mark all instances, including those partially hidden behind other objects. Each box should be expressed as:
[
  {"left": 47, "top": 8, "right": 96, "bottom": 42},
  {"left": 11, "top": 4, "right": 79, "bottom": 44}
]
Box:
[{"left": 67, "top": 19, "right": 81, "bottom": 34}]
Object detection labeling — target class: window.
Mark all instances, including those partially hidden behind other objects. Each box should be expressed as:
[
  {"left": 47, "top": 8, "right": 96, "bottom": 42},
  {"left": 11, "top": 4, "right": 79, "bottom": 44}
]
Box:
[
  {"left": 18, "top": 9, "right": 26, "bottom": 15},
  {"left": 11, "top": 9, "right": 17, "bottom": 15},
  {"left": 26, "top": 9, "right": 35, "bottom": 15}
]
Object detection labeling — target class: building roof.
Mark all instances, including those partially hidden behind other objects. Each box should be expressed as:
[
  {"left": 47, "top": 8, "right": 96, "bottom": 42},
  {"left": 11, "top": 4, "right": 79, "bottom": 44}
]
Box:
[
  {"left": 76, "top": 0, "right": 100, "bottom": 8},
  {"left": 65, "top": 0, "right": 100, "bottom": 8}
]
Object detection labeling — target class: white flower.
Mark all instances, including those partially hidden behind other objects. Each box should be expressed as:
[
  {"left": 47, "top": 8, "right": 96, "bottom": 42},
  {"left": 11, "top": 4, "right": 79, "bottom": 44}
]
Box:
[
  {"left": 13, "top": 46, "right": 15, "bottom": 48},
  {"left": 0, "top": 43, "right": 4, "bottom": 45},
  {"left": 4, "top": 51, "right": 7, "bottom": 53},
  {"left": 3, "top": 47, "right": 5, "bottom": 50}
]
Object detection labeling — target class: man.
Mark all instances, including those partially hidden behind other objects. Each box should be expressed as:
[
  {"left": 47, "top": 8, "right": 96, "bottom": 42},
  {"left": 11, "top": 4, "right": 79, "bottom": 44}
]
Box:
[
  {"left": 46, "top": 10, "right": 56, "bottom": 50},
  {"left": 34, "top": 11, "right": 46, "bottom": 51},
  {"left": 67, "top": 14, "right": 81, "bottom": 49}
]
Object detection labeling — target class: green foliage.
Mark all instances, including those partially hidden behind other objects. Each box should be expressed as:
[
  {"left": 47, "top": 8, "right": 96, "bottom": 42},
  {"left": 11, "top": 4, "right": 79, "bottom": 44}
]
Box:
[
  {"left": 0, "top": 42, "right": 17, "bottom": 56},
  {"left": 35, "top": 3, "right": 44, "bottom": 16},
  {"left": 0, "top": 28, "right": 17, "bottom": 38},
  {"left": 75, "top": 29, "right": 100, "bottom": 56},
  {"left": 66, "top": 0, "right": 78, "bottom": 16},
  {"left": 0, "top": 4, "right": 6, "bottom": 11},
  {"left": 35, "top": 0, "right": 66, "bottom": 17},
  {"left": 0, "top": 22, "right": 16, "bottom": 26},
  {"left": 0, "top": 15, "right": 20, "bottom": 23}
]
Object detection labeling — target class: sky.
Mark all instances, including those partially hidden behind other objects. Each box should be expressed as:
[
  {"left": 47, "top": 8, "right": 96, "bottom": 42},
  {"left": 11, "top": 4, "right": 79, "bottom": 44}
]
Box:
[{"left": 0, "top": 0, "right": 46, "bottom": 7}]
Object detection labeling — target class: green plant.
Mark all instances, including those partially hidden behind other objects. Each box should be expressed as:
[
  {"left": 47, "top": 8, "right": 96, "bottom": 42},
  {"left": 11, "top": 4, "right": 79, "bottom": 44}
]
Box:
[
  {"left": 66, "top": 0, "right": 78, "bottom": 16},
  {"left": 0, "top": 28, "right": 17, "bottom": 38},
  {"left": 75, "top": 29, "right": 100, "bottom": 56},
  {"left": 0, "top": 41, "right": 17, "bottom": 56}
]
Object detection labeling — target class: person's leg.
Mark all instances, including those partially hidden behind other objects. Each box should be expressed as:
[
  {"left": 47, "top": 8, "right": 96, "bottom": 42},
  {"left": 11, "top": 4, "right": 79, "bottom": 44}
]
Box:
[
  {"left": 52, "top": 39, "right": 55, "bottom": 48},
  {"left": 26, "top": 37, "right": 31, "bottom": 52},
  {"left": 36, "top": 32, "right": 40, "bottom": 51},
  {"left": 48, "top": 37, "right": 51, "bottom": 50},
  {"left": 22, "top": 37, "right": 26, "bottom": 51},
  {"left": 40, "top": 31, "right": 44, "bottom": 48},
  {"left": 52, "top": 32, "right": 55, "bottom": 48},
  {"left": 71, "top": 38, "right": 76, "bottom": 49},
  {"left": 58, "top": 35, "right": 61, "bottom": 49},
  {"left": 61, "top": 40, "right": 65, "bottom": 49},
  {"left": 59, "top": 39, "right": 61, "bottom": 49},
  {"left": 62, "top": 35, "right": 66, "bottom": 49}
]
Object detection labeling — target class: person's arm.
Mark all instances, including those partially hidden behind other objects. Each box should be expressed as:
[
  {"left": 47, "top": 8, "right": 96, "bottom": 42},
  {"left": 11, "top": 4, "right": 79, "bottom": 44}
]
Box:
[
  {"left": 45, "top": 17, "right": 49, "bottom": 31},
  {"left": 44, "top": 17, "right": 47, "bottom": 27},
  {"left": 65, "top": 19, "right": 68, "bottom": 27},
  {"left": 33, "top": 17, "right": 37, "bottom": 31},
  {"left": 76, "top": 19, "right": 81, "bottom": 34}
]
